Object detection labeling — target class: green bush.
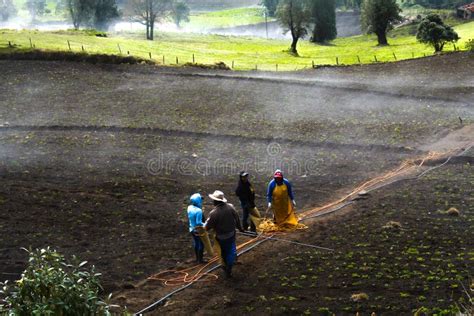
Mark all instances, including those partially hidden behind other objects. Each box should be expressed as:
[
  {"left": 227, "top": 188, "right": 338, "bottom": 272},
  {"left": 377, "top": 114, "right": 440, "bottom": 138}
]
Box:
[
  {"left": 0, "top": 247, "right": 113, "bottom": 315},
  {"left": 416, "top": 13, "right": 459, "bottom": 52},
  {"left": 467, "top": 39, "right": 474, "bottom": 52}
]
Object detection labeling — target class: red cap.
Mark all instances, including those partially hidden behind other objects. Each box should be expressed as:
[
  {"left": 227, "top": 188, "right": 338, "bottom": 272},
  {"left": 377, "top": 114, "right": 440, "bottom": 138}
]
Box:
[{"left": 274, "top": 170, "right": 283, "bottom": 178}]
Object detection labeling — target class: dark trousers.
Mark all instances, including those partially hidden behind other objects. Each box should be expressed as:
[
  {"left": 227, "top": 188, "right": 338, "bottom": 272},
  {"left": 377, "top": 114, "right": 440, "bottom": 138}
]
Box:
[
  {"left": 242, "top": 206, "right": 256, "bottom": 232},
  {"left": 216, "top": 234, "right": 237, "bottom": 274},
  {"left": 191, "top": 232, "right": 204, "bottom": 262}
]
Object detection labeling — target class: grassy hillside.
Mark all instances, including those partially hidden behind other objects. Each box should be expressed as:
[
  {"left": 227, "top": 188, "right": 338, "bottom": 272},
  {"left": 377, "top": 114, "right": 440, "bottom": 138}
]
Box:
[
  {"left": 1, "top": 21, "right": 472, "bottom": 71},
  {"left": 187, "top": 7, "right": 271, "bottom": 29}
]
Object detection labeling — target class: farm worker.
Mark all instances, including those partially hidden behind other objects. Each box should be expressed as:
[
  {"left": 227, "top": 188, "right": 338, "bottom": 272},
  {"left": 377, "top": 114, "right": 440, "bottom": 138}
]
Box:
[
  {"left": 205, "top": 190, "right": 244, "bottom": 278},
  {"left": 187, "top": 193, "right": 208, "bottom": 264},
  {"left": 235, "top": 171, "right": 261, "bottom": 232},
  {"left": 266, "top": 170, "right": 298, "bottom": 228}
]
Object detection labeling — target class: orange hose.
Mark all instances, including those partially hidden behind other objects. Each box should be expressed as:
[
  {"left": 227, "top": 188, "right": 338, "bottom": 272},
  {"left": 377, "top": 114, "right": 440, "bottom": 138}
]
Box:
[{"left": 148, "top": 144, "right": 472, "bottom": 287}]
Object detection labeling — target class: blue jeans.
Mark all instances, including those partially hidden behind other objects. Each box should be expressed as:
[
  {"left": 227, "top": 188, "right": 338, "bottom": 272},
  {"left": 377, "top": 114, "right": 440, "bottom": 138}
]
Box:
[
  {"left": 191, "top": 232, "right": 204, "bottom": 252},
  {"left": 216, "top": 234, "right": 237, "bottom": 269}
]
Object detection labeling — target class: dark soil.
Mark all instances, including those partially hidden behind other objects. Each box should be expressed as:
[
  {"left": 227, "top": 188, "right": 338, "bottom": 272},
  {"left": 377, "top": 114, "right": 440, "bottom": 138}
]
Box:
[
  {"left": 0, "top": 53, "right": 472, "bottom": 314},
  {"left": 156, "top": 160, "right": 474, "bottom": 315}
]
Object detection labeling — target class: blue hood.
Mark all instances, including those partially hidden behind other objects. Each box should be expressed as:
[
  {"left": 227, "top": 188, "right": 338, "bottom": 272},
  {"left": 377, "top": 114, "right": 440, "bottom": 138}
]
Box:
[{"left": 189, "top": 193, "right": 202, "bottom": 208}]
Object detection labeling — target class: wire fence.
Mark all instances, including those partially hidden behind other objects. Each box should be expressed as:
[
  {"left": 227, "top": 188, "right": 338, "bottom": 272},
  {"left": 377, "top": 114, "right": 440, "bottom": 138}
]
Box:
[{"left": 0, "top": 37, "right": 467, "bottom": 71}]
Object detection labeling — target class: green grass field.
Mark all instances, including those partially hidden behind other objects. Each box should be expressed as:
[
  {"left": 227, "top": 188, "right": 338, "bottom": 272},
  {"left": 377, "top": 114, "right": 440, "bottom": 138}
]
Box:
[
  {"left": 187, "top": 7, "right": 271, "bottom": 30},
  {"left": 1, "top": 21, "right": 472, "bottom": 71}
]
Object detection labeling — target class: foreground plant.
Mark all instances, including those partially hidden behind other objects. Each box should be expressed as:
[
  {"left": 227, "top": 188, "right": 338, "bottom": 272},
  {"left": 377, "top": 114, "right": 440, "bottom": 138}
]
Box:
[{"left": 0, "top": 247, "right": 113, "bottom": 315}]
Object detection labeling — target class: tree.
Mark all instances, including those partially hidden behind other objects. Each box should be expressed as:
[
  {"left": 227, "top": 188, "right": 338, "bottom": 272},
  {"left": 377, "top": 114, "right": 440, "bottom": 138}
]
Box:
[
  {"left": 0, "top": 0, "right": 17, "bottom": 21},
  {"left": 65, "top": 0, "right": 119, "bottom": 30},
  {"left": 262, "top": 0, "right": 280, "bottom": 17},
  {"left": 171, "top": 1, "right": 189, "bottom": 28},
  {"left": 361, "top": 0, "right": 402, "bottom": 45},
  {"left": 132, "top": 0, "right": 173, "bottom": 40},
  {"left": 310, "top": 0, "right": 337, "bottom": 43},
  {"left": 276, "top": 0, "right": 312, "bottom": 55},
  {"left": 416, "top": 14, "right": 459, "bottom": 52},
  {"left": 93, "top": 0, "right": 120, "bottom": 30},
  {"left": 24, "top": 0, "right": 46, "bottom": 21},
  {"left": 66, "top": 0, "right": 95, "bottom": 29}
]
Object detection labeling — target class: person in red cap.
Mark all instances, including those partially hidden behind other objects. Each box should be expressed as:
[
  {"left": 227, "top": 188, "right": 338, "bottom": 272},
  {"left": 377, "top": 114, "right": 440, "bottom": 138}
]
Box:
[{"left": 266, "top": 169, "right": 298, "bottom": 227}]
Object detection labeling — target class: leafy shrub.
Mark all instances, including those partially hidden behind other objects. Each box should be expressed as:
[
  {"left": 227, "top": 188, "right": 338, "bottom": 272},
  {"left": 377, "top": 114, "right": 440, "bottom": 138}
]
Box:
[
  {"left": 467, "top": 39, "right": 474, "bottom": 52},
  {"left": 416, "top": 14, "right": 459, "bottom": 52},
  {"left": 0, "top": 247, "right": 113, "bottom": 315}
]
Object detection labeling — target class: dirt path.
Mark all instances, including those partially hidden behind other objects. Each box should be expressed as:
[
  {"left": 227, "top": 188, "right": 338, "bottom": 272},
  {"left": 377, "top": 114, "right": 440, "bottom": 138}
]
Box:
[{"left": 419, "top": 124, "right": 474, "bottom": 152}]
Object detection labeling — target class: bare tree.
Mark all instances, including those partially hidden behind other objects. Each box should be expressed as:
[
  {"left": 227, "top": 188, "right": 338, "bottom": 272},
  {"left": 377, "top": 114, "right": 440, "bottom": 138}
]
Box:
[{"left": 132, "top": 0, "right": 173, "bottom": 40}]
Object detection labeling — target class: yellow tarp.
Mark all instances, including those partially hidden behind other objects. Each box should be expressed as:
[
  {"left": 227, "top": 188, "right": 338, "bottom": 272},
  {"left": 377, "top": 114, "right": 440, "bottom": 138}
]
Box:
[
  {"left": 194, "top": 226, "right": 214, "bottom": 257},
  {"left": 270, "top": 182, "right": 299, "bottom": 228}
]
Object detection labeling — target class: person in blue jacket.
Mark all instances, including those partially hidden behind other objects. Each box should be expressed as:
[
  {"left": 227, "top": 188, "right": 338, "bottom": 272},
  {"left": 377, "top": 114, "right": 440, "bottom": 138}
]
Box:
[{"left": 187, "top": 193, "right": 206, "bottom": 263}]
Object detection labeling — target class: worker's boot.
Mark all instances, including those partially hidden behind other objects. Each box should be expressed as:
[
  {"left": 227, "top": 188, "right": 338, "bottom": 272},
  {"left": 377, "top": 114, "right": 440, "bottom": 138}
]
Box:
[
  {"left": 194, "top": 249, "right": 200, "bottom": 263},
  {"left": 198, "top": 249, "right": 207, "bottom": 264},
  {"left": 225, "top": 265, "right": 233, "bottom": 278}
]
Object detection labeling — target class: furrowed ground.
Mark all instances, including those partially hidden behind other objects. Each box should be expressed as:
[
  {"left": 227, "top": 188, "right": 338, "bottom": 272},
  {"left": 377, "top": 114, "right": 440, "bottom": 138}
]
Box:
[
  {"left": 158, "top": 157, "right": 474, "bottom": 315},
  {"left": 0, "top": 52, "right": 472, "bottom": 314}
]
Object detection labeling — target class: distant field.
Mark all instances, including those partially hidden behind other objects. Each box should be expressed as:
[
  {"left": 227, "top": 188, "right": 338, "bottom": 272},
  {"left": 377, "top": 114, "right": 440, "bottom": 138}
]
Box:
[
  {"left": 1, "top": 21, "right": 472, "bottom": 71},
  {"left": 187, "top": 7, "right": 271, "bottom": 30}
]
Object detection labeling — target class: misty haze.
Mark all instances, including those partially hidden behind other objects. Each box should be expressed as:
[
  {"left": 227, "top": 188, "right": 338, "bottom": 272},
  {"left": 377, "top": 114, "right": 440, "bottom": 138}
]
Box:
[{"left": 0, "top": 0, "right": 473, "bottom": 314}]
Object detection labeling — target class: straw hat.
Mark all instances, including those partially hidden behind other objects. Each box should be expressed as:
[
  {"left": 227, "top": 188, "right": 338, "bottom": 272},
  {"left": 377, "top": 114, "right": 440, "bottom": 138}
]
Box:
[{"left": 208, "top": 190, "right": 227, "bottom": 203}]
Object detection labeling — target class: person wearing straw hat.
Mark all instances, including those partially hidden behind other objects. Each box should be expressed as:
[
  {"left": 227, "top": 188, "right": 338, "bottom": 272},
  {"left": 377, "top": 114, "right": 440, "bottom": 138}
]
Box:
[
  {"left": 267, "top": 169, "right": 298, "bottom": 228},
  {"left": 235, "top": 171, "right": 261, "bottom": 232},
  {"left": 205, "top": 190, "right": 243, "bottom": 278}
]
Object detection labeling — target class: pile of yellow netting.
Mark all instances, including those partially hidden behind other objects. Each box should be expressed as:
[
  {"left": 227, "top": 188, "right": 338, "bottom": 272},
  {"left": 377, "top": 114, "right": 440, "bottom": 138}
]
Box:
[{"left": 257, "top": 217, "right": 307, "bottom": 232}]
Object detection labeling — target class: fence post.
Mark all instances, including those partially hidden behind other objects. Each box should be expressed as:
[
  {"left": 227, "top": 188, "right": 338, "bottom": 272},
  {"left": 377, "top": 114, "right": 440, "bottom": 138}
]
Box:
[
  {"left": 276, "top": 64, "right": 278, "bottom": 71},
  {"left": 29, "top": 37, "right": 33, "bottom": 48},
  {"left": 374, "top": 55, "right": 378, "bottom": 62},
  {"left": 232, "top": 60, "right": 234, "bottom": 69},
  {"left": 357, "top": 55, "right": 361, "bottom": 64},
  {"left": 81, "top": 45, "right": 85, "bottom": 52},
  {"left": 176, "top": 56, "right": 178, "bottom": 64},
  {"left": 255, "top": 64, "right": 257, "bottom": 71},
  {"left": 127, "top": 51, "right": 130, "bottom": 55},
  {"left": 336, "top": 57, "right": 339, "bottom": 65},
  {"left": 163, "top": 55, "right": 165, "bottom": 64},
  {"left": 192, "top": 54, "right": 195, "bottom": 63},
  {"left": 423, "top": 53, "right": 426, "bottom": 57},
  {"left": 8, "top": 41, "right": 12, "bottom": 48},
  {"left": 392, "top": 52, "right": 397, "bottom": 60},
  {"left": 149, "top": 52, "right": 152, "bottom": 59},
  {"left": 67, "top": 40, "right": 71, "bottom": 51},
  {"left": 453, "top": 43, "right": 457, "bottom": 51},
  {"left": 117, "top": 44, "right": 122, "bottom": 54},
  {"left": 412, "top": 52, "right": 414, "bottom": 58},
  {"left": 312, "top": 60, "right": 315, "bottom": 68}
]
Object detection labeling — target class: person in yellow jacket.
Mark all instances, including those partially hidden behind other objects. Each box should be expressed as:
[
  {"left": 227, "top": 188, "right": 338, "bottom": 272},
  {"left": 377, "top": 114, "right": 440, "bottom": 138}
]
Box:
[{"left": 266, "top": 169, "right": 298, "bottom": 228}]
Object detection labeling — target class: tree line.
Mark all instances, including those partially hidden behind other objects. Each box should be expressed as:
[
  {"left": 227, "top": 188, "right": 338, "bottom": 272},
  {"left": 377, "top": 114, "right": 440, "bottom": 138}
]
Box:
[
  {"left": 270, "top": 0, "right": 459, "bottom": 54},
  {"left": 0, "top": 0, "right": 189, "bottom": 35}
]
